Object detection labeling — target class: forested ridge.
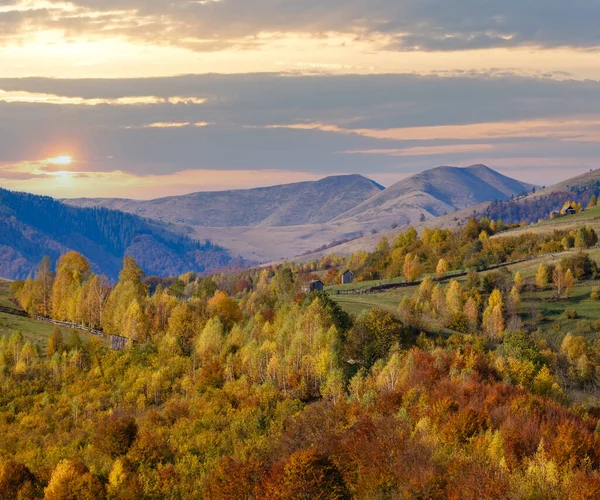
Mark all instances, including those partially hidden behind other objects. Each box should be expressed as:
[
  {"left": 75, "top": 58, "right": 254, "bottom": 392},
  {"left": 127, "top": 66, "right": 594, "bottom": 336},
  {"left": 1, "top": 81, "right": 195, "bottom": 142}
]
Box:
[
  {"left": 3, "top": 214, "right": 600, "bottom": 498},
  {"left": 0, "top": 188, "right": 234, "bottom": 280},
  {"left": 481, "top": 182, "right": 600, "bottom": 225}
]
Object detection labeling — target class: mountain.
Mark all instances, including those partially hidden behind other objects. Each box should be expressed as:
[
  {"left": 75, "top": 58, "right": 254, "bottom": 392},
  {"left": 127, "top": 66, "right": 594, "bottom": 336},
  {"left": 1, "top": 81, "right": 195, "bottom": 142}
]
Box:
[
  {"left": 0, "top": 188, "right": 235, "bottom": 280},
  {"left": 66, "top": 174, "right": 384, "bottom": 227},
  {"left": 331, "top": 165, "right": 534, "bottom": 229}
]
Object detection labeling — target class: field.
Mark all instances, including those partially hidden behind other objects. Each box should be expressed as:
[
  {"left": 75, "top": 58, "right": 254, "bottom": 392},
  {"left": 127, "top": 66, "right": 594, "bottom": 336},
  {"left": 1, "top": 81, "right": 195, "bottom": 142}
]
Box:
[
  {"left": 0, "top": 278, "right": 109, "bottom": 350},
  {"left": 330, "top": 249, "right": 600, "bottom": 348}
]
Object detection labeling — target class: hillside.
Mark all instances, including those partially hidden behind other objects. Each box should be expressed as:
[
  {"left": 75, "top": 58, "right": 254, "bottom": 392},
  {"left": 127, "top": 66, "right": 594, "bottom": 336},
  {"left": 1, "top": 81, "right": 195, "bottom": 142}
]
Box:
[
  {"left": 481, "top": 168, "right": 600, "bottom": 225},
  {"left": 331, "top": 164, "right": 533, "bottom": 229},
  {"left": 64, "top": 166, "right": 533, "bottom": 263},
  {"left": 0, "top": 188, "right": 234, "bottom": 280},
  {"left": 494, "top": 204, "right": 600, "bottom": 240},
  {"left": 65, "top": 174, "right": 384, "bottom": 227}
]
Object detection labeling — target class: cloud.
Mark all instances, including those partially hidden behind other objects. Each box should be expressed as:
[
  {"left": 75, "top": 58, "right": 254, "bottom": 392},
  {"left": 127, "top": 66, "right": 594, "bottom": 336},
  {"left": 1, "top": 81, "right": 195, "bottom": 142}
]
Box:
[
  {"left": 1, "top": 0, "right": 600, "bottom": 53},
  {"left": 2, "top": 72, "right": 600, "bottom": 194}
]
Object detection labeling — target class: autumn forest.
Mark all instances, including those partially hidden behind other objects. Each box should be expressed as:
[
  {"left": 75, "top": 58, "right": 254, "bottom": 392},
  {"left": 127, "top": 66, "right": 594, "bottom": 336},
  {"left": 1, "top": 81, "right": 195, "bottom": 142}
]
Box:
[{"left": 3, "top": 215, "right": 600, "bottom": 499}]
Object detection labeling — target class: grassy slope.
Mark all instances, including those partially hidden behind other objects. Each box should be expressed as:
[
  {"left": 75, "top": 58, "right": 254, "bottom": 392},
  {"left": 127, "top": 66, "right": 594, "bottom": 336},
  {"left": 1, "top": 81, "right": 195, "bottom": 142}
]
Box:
[
  {"left": 0, "top": 279, "right": 109, "bottom": 351},
  {"left": 331, "top": 250, "right": 600, "bottom": 350},
  {"left": 495, "top": 205, "right": 600, "bottom": 239}
]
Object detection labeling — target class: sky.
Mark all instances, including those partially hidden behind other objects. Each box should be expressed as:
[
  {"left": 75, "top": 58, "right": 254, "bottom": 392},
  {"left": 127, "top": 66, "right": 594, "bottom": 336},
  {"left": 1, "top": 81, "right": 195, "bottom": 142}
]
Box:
[{"left": 2, "top": 0, "right": 600, "bottom": 198}]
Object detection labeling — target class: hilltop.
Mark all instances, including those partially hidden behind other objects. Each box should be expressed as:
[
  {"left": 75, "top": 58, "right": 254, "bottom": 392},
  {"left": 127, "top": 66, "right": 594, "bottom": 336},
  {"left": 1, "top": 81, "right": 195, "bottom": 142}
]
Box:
[{"left": 331, "top": 164, "right": 534, "bottom": 229}]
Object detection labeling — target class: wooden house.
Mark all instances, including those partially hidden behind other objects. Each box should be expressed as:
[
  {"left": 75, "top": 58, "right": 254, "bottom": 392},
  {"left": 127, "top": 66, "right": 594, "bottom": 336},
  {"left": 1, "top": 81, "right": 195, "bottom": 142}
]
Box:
[
  {"left": 341, "top": 270, "right": 355, "bottom": 285},
  {"left": 303, "top": 280, "right": 324, "bottom": 293}
]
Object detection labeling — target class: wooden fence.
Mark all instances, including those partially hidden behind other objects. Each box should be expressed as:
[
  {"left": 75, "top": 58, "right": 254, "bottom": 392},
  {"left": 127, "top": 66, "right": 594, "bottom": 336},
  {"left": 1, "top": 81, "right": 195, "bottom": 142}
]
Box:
[
  {"left": 0, "top": 305, "right": 129, "bottom": 350},
  {"left": 329, "top": 257, "right": 534, "bottom": 296}
]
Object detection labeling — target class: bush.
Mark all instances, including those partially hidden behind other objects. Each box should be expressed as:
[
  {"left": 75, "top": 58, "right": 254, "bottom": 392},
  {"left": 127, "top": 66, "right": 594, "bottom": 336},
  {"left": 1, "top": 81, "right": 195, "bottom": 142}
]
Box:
[
  {"left": 565, "top": 309, "right": 578, "bottom": 320},
  {"left": 560, "top": 252, "right": 598, "bottom": 280},
  {"left": 591, "top": 287, "right": 600, "bottom": 301}
]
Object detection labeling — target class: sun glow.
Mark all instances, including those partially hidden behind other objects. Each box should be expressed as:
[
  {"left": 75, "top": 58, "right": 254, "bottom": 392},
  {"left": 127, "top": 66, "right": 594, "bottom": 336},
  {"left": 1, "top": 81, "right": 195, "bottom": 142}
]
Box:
[{"left": 47, "top": 155, "right": 73, "bottom": 166}]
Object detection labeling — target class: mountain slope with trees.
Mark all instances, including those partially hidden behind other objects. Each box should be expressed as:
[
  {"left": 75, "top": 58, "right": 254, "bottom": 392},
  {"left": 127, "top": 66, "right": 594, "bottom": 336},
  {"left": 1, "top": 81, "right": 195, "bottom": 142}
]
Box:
[{"left": 0, "top": 188, "right": 234, "bottom": 280}]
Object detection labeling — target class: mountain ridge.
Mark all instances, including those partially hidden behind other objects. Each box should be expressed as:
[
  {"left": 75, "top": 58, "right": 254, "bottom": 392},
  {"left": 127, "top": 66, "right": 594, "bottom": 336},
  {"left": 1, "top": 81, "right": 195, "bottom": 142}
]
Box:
[
  {"left": 62, "top": 165, "right": 534, "bottom": 262},
  {"left": 65, "top": 174, "right": 385, "bottom": 228}
]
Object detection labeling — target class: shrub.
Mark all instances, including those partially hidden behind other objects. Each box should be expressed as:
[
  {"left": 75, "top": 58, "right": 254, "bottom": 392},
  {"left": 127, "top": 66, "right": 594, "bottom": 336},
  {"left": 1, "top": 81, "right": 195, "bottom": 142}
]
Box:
[{"left": 565, "top": 309, "right": 578, "bottom": 320}]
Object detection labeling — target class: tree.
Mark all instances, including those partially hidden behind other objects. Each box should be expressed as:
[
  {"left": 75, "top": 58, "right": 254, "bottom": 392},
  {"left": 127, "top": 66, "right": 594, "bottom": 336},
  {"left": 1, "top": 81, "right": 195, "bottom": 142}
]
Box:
[
  {"left": 464, "top": 297, "right": 480, "bottom": 332},
  {"left": 564, "top": 269, "right": 575, "bottom": 298},
  {"left": 345, "top": 309, "right": 405, "bottom": 368},
  {"left": 167, "top": 302, "right": 200, "bottom": 353},
  {"left": 588, "top": 195, "right": 598, "bottom": 208},
  {"left": 0, "top": 461, "right": 39, "bottom": 500},
  {"left": 122, "top": 300, "right": 149, "bottom": 341},
  {"left": 207, "top": 291, "right": 242, "bottom": 329},
  {"left": 536, "top": 263, "right": 549, "bottom": 290},
  {"left": 44, "top": 460, "right": 105, "bottom": 500},
  {"left": 553, "top": 265, "right": 573, "bottom": 298},
  {"left": 482, "top": 289, "right": 505, "bottom": 340},
  {"left": 446, "top": 280, "right": 463, "bottom": 318},
  {"left": 51, "top": 252, "right": 91, "bottom": 321},
  {"left": 93, "top": 415, "right": 138, "bottom": 457},
  {"left": 436, "top": 258, "right": 449, "bottom": 279},
  {"left": 272, "top": 267, "right": 297, "bottom": 299},
  {"left": 514, "top": 272, "right": 524, "bottom": 293},
  {"left": 403, "top": 253, "right": 421, "bottom": 283},
  {"left": 36, "top": 256, "right": 54, "bottom": 316},
  {"left": 273, "top": 449, "right": 350, "bottom": 499},
  {"left": 574, "top": 226, "right": 598, "bottom": 249},
  {"left": 47, "top": 325, "right": 64, "bottom": 356},
  {"left": 119, "top": 256, "right": 147, "bottom": 297}
]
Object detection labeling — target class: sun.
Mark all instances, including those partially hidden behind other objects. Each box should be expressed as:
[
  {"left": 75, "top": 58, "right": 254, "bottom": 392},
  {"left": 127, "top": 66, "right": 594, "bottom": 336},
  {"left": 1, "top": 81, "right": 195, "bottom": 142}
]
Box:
[{"left": 48, "top": 155, "right": 73, "bottom": 166}]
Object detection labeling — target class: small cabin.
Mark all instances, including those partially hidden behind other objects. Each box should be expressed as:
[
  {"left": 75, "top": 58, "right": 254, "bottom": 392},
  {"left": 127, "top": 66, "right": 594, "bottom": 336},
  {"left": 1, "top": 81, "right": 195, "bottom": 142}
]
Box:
[
  {"left": 341, "top": 270, "right": 355, "bottom": 285},
  {"left": 564, "top": 205, "right": 577, "bottom": 215},
  {"left": 303, "top": 280, "right": 324, "bottom": 293}
]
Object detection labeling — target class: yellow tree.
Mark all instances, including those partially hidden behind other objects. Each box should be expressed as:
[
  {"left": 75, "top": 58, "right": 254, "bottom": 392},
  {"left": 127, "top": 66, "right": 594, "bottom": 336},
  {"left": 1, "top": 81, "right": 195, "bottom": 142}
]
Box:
[
  {"left": 36, "top": 256, "right": 54, "bottom": 316},
  {"left": 403, "top": 253, "right": 421, "bottom": 283},
  {"left": 122, "top": 300, "right": 149, "bottom": 342},
  {"left": 536, "top": 263, "right": 549, "bottom": 290},
  {"left": 464, "top": 296, "right": 480, "bottom": 333},
  {"left": 51, "top": 252, "right": 91, "bottom": 321},
  {"left": 44, "top": 459, "right": 105, "bottom": 500},
  {"left": 482, "top": 289, "right": 505, "bottom": 340},
  {"left": 514, "top": 272, "right": 524, "bottom": 292},
  {"left": 436, "top": 258, "right": 449, "bottom": 279},
  {"left": 102, "top": 258, "right": 148, "bottom": 335},
  {"left": 207, "top": 291, "right": 242, "bottom": 329},
  {"left": 564, "top": 269, "right": 575, "bottom": 297},
  {"left": 446, "top": 280, "right": 463, "bottom": 318},
  {"left": 552, "top": 265, "right": 567, "bottom": 297}
]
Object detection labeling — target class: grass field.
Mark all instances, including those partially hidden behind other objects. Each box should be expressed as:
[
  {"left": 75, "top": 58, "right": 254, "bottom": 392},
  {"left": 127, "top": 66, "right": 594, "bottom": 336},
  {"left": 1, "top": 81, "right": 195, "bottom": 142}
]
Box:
[
  {"left": 330, "top": 249, "right": 600, "bottom": 349},
  {"left": 0, "top": 279, "right": 109, "bottom": 351}
]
